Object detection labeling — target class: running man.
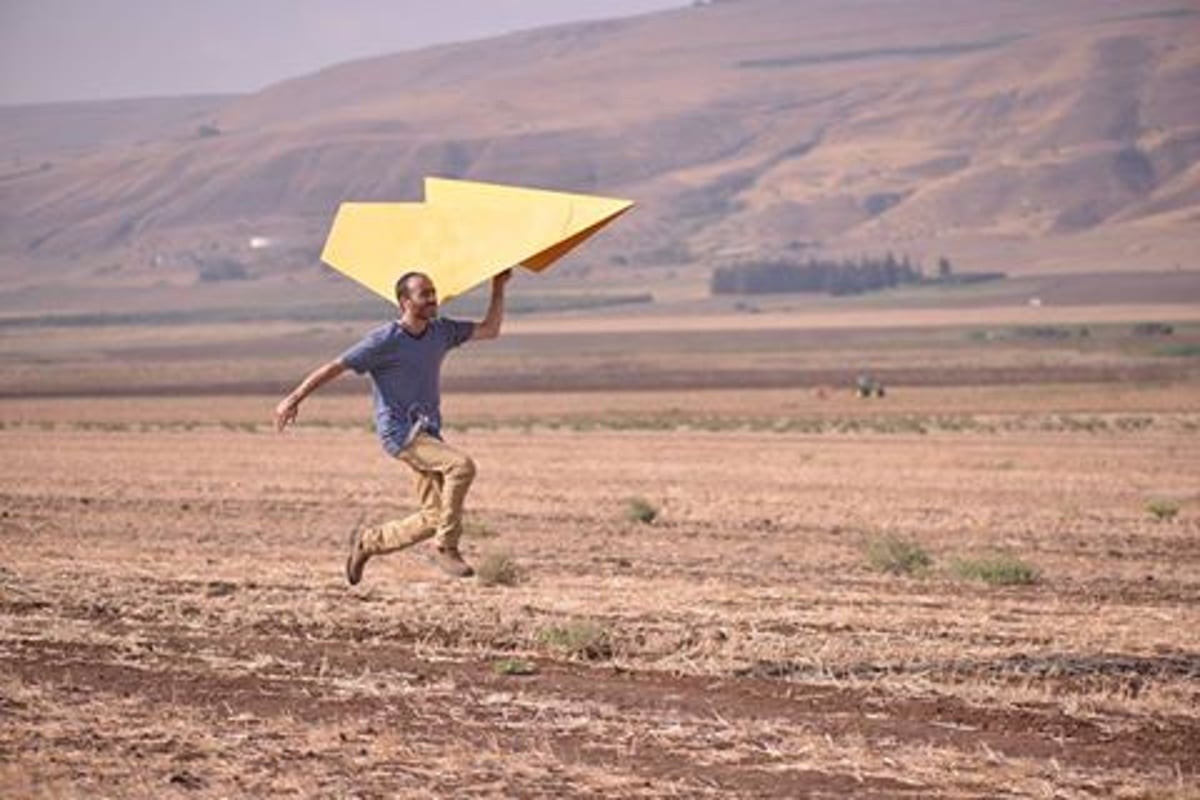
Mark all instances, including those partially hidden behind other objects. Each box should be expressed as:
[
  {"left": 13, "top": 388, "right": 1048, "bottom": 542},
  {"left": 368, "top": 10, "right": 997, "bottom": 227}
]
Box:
[{"left": 274, "top": 269, "right": 511, "bottom": 583}]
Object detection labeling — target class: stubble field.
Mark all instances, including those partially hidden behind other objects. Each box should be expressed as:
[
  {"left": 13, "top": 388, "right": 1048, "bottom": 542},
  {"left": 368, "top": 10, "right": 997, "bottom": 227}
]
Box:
[{"left": 2, "top": 312, "right": 1199, "bottom": 797}]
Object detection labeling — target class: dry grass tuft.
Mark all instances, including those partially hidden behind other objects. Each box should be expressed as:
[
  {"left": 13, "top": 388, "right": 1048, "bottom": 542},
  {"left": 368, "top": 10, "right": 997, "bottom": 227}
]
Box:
[
  {"left": 493, "top": 658, "right": 538, "bottom": 676},
  {"left": 1145, "top": 498, "right": 1181, "bottom": 522},
  {"left": 537, "top": 620, "right": 614, "bottom": 661},
  {"left": 948, "top": 552, "right": 1039, "bottom": 585},
  {"left": 476, "top": 551, "right": 523, "bottom": 587},
  {"left": 624, "top": 496, "right": 658, "bottom": 524},
  {"left": 864, "top": 533, "right": 932, "bottom": 576}
]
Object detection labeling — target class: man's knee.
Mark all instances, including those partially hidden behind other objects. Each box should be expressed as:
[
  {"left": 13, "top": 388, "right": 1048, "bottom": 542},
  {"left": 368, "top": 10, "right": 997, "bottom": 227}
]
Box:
[{"left": 450, "top": 455, "right": 476, "bottom": 482}]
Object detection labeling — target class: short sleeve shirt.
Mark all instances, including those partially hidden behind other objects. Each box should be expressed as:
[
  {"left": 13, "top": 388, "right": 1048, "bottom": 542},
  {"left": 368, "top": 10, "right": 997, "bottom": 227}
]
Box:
[{"left": 338, "top": 317, "right": 475, "bottom": 455}]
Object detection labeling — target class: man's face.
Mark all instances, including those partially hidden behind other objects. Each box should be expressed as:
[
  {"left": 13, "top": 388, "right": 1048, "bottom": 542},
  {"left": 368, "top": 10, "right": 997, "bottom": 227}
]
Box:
[{"left": 402, "top": 275, "right": 438, "bottom": 320}]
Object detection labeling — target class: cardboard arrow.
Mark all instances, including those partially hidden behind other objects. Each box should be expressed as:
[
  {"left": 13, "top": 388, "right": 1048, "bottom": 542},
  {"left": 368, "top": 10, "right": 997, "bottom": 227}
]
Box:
[{"left": 321, "top": 177, "right": 634, "bottom": 304}]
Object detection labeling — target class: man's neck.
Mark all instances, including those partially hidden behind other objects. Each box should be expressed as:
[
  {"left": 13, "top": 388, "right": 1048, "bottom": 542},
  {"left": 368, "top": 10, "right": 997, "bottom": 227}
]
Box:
[{"left": 399, "top": 313, "right": 429, "bottom": 336}]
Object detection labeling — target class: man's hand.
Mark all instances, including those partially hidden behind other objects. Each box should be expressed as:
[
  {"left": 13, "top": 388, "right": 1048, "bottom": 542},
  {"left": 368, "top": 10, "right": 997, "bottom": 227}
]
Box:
[
  {"left": 273, "top": 361, "right": 346, "bottom": 433},
  {"left": 274, "top": 396, "right": 300, "bottom": 432},
  {"left": 493, "top": 268, "right": 513, "bottom": 288}
]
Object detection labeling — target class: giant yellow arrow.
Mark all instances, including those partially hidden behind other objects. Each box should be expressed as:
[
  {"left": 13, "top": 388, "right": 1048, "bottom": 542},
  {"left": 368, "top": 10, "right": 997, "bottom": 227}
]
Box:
[{"left": 321, "top": 177, "right": 634, "bottom": 304}]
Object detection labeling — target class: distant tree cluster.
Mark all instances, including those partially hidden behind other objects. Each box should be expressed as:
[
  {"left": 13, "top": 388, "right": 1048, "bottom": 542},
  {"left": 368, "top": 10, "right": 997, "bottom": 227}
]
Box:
[
  {"left": 196, "top": 257, "right": 249, "bottom": 282},
  {"left": 711, "top": 253, "right": 928, "bottom": 296}
]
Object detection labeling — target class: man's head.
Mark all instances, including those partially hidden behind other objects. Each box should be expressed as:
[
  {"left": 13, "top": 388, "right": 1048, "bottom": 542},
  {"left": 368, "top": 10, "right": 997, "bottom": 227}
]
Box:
[{"left": 395, "top": 271, "right": 438, "bottom": 321}]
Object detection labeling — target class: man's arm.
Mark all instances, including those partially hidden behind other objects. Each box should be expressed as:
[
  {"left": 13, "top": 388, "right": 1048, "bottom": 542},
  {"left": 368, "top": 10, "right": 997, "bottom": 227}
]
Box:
[
  {"left": 274, "top": 359, "right": 347, "bottom": 432},
  {"left": 470, "top": 269, "right": 512, "bottom": 341}
]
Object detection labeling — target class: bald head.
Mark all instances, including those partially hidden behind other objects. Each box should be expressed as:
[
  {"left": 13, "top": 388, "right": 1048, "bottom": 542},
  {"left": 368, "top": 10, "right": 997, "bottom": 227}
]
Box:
[{"left": 395, "top": 271, "right": 431, "bottom": 304}]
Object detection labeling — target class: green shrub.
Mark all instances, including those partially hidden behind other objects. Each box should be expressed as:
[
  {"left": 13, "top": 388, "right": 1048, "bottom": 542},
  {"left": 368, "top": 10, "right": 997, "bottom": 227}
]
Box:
[
  {"left": 493, "top": 658, "right": 537, "bottom": 676},
  {"left": 624, "top": 496, "right": 658, "bottom": 524},
  {"left": 1146, "top": 499, "right": 1180, "bottom": 522},
  {"left": 476, "top": 551, "right": 522, "bottom": 587},
  {"left": 537, "top": 620, "right": 613, "bottom": 660},
  {"left": 865, "top": 534, "right": 932, "bottom": 576},
  {"left": 949, "top": 553, "right": 1039, "bottom": 585}
]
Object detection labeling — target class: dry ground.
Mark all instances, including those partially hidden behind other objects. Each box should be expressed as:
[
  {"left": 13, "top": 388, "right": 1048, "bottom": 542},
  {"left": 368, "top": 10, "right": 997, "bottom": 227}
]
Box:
[{"left": 2, "top": 315, "right": 1199, "bottom": 797}]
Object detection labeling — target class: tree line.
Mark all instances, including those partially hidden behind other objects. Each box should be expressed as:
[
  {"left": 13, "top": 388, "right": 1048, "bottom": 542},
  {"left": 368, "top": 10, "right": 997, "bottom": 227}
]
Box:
[{"left": 710, "top": 254, "right": 998, "bottom": 296}]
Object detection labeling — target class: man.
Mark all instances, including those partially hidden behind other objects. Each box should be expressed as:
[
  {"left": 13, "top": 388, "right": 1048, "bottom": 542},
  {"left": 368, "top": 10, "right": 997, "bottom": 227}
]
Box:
[{"left": 274, "top": 268, "right": 511, "bottom": 584}]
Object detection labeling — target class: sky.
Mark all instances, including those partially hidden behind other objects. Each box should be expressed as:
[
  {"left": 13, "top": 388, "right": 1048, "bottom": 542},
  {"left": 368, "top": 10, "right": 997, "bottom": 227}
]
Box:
[{"left": 0, "top": 0, "right": 683, "bottom": 105}]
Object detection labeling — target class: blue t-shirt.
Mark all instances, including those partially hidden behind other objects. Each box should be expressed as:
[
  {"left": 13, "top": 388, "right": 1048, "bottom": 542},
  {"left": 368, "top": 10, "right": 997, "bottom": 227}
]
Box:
[{"left": 339, "top": 317, "right": 475, "bottom": 455}]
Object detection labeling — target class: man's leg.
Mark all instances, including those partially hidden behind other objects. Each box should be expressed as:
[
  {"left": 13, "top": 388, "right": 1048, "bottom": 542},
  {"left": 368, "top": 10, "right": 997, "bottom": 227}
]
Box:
[
  {"left": 346, "top": 466, "right": 442, "bottom": 586},
  {"left": 365, "top": 471, "right": 442, "bottom": 553},
  {"left": 398, "top": 432, "right": 477, "bottom": 576}
]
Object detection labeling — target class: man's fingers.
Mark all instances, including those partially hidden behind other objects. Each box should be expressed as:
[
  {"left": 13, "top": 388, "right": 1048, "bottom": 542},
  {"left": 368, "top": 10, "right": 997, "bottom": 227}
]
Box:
[{"left": 274, "top": 401, "right": 298, "bottom": 432}]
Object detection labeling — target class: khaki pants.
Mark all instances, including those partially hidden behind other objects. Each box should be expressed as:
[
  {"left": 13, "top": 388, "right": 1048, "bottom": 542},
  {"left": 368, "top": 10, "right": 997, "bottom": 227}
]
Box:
[{"left": 361, "top": 432, "right": 477, "bottom": 556}]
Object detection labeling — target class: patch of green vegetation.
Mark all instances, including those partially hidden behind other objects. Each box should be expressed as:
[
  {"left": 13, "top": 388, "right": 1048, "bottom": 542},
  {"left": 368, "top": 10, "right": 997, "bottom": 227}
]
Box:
[
  {"left": 1018, "top": 326, "right": 1084, "bottom": 340},
  {"left": 76, "top": 421, "right": 133, "bottom": 432},
  {"left": 864, "top": 533, "right": 932, "bottom": 576},
  {"left": 537, "top": 620, "right": 613, "bottom": 661},
  {"left": 476, "top": 551, "right": 523, "bottom": 587},
  {"left": 1155, "top": 343, "right": 1200, "bottom": 358},
  {"left": 1037, "top": 415, "right": 1110, "bottom": 434},
  {"left": 624, "top": 496, "right": 658, "bottom": 524},
  {"left": 1146, "top": 499, "right": 1180, "bottom": 523},
  {"left": 949, "top": 553, "right": 1039, "bottom": 585},
  {"left": 493, "top": 658, "right": 538, "bottom": 676},
  {"left": 970, "top": 325, "right": 1094, "bottom": 342},
  {"left": 1113, "top": 416, "right": 1154, "bottom": 432}
]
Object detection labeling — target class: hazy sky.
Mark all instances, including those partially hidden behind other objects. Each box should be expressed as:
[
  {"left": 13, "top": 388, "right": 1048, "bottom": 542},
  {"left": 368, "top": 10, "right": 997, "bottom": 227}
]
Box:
[{"left": 0, "top": 0, "right": 683, "bottom": 105}]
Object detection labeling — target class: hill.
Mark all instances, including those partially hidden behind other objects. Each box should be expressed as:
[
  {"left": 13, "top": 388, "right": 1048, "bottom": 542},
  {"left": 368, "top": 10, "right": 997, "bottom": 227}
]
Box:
[{"left": 1, "top": 0, "right": 1198, "bottom": 313}]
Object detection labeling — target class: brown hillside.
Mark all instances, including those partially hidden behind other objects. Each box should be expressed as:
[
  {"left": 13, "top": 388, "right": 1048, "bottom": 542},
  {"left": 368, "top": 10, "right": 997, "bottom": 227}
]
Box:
[
  {"left": 0, "top": 95, "right": 234, "bottom": 162},
  {"left": 0, "top": 0, "right": 1197, "bottom": 296}
]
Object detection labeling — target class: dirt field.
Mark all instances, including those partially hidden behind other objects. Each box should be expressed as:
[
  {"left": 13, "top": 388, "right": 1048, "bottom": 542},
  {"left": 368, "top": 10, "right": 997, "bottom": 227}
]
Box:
[{"left": 2, "top": 315, "right": 1199, "bottom": 797}]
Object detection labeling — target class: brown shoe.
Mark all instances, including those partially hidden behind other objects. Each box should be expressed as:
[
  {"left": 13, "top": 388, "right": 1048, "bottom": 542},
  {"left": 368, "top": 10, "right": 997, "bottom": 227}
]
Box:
[
  {"left": 346, "top": 524, "right": 371, "bottom": 586},
  {"left": 434, "top": 547, "right": 474, "bottom": 578}
]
